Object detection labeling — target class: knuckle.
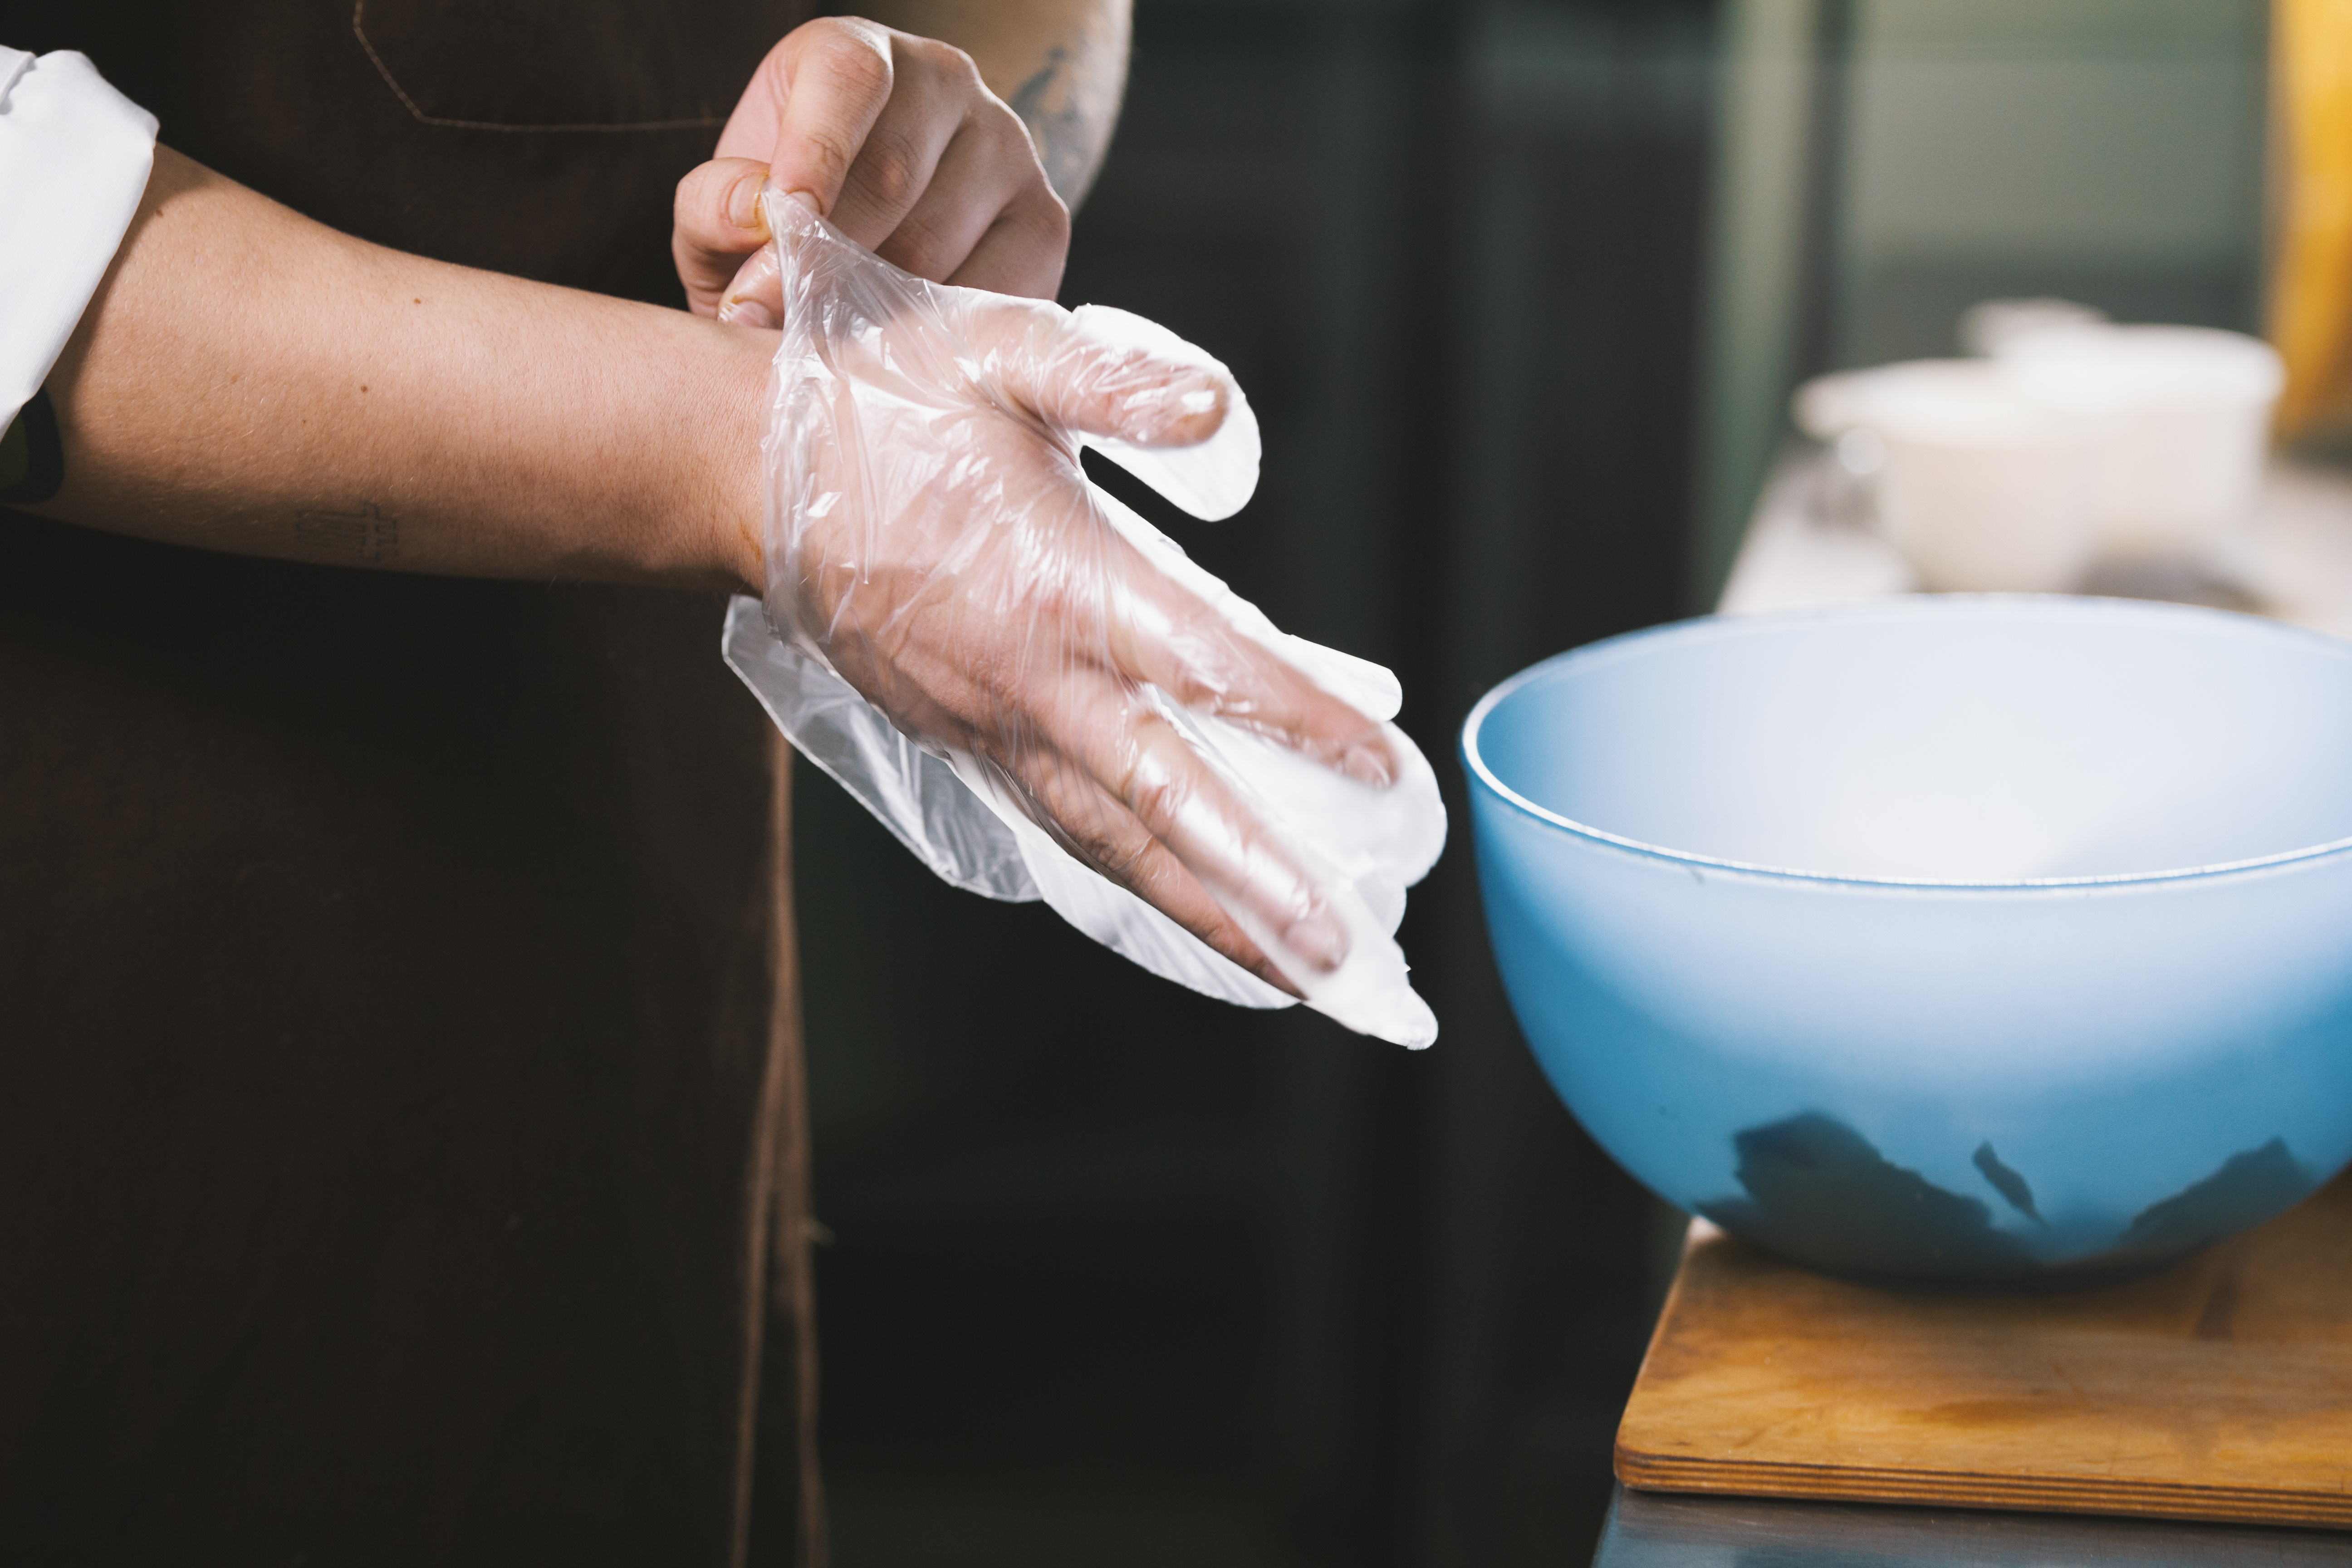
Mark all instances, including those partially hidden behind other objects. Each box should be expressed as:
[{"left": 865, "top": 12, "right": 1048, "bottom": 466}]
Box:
[
  {"left": 1034, "top": 190, "right": 1073, "bottom": 247},
  {"left": 903, "top": 32, "right": 972, "bottom": 69},
  {"left": 876, "top": 213, "right": 951, "bottom": 280},
  {"left": 1071, "top": 817, "right": 1142, "bottom": 877},
  {"left": 799, "top": 126, "right": 863, "bottom": 188},
  {"left": 1160, "top": 664, "right": 1220, "bottom": 712},
  {"left": 935, "top": 41, "right": 983, "bottom": 89},
  {"left": 851, "top": 127, "right": 925, "bottom": 211},
  {"left": 1016, "top": 576, "right": 1081, "bottom": 634},
  {"left": 1005, "top": 177, "right": 1070, "bottom": 240},
  {"left": 1123, "top": 772, "right": 1182, "bottom": 839},
  {"left": 979, "top": 98, "right": 1034, "bottom": 148},
  {"left": 1109, "top": 726, "right": 1176, "bottom": 824},
  {"left": 980, "top": 104, "right": 1050, "bottom": 176},
  {"left": 807, "top": 23, "right": 893, "bottom": 98},
  {"left": 992, "top": 196, "right": 1071, "bottom": 296}
]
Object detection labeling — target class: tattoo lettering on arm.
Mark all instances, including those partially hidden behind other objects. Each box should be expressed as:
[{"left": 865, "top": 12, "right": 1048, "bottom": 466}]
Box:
[
  {"left": 1001, "top": 2, "right": 1129, "bottom": 209},
  {"left": 1010, "top": 46, "right": 1097, "bottom": 204},
  {"left": 873, "top": 0, "right": 1131, "bottom": 205},
  {"left": 295, "top": 502, "right": 401, "bottom": 564}
]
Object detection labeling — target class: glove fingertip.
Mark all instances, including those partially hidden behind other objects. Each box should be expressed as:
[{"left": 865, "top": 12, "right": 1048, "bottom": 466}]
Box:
[{"left": 1083, "top": 388, "right": 1261, "bottom": 520}]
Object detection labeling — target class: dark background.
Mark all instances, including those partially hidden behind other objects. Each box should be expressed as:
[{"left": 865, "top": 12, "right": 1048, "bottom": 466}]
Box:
[{"left": 795, "top": 2, "right": 1715, "bottom": 1562}]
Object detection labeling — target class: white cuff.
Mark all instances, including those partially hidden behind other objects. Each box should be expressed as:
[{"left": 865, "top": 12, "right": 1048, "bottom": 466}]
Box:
[{"left": 0, "top": 48, "right": 158, "bottom": 432}]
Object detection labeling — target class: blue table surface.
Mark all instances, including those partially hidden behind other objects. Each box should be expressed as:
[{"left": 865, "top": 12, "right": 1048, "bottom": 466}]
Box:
[{"left": 1591, "top": 1486, "right": 2352, "bottom": 1567}]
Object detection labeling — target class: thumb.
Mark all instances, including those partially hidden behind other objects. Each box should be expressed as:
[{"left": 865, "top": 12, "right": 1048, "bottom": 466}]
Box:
[
  {"left": 964, "top": 299, "right": 1240, "bottom": 449},
  {"left": 960, "top": 300, "right": 1262, "bottom": 521}
]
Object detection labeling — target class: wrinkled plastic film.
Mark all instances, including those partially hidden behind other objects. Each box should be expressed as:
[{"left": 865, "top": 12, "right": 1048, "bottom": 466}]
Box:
[
  {"left": 723, "top": 191, "right": 1444, "bottom": 1047},
  {"left": 721, "top": 599, "right": 1035, "bottom": 902}
]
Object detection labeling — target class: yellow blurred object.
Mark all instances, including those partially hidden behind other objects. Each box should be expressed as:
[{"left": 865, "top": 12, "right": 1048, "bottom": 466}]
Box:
[{"left": 2270, "top": 0, "right": 2352, "bottom": 440}]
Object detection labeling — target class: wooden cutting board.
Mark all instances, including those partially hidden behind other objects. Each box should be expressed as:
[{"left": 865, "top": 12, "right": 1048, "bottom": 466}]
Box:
[{"left": 1616, "top": 1171, "right": 2352, "bottom": 1528}]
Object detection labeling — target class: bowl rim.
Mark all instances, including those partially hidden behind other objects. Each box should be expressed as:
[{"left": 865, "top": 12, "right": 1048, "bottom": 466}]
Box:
[{"left": 1460, "top": 594, "right": 2352, "bottom": 891}]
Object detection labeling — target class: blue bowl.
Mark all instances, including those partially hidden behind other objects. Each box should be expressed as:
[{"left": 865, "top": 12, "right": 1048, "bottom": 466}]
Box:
[{"left": 1463, "top": 597, "right": 2352, "bottom": 1288}]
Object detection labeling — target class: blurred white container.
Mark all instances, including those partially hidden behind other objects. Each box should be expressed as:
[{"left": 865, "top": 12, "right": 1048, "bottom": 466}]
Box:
[
  {"left": 1958, "top": 298, "right": 2110, "bottom": 357},
  {"left": 1993, "top": 324, "right": 2283, "bottom": 558},
  {"left": 1794, "top": 361, "right": 2100, "bottom": 593}
]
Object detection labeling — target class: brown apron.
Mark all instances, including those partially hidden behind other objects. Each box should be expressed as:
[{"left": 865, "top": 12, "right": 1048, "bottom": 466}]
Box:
[{"left": 0, "top": 5, "right": 817, "bottom": 1564}]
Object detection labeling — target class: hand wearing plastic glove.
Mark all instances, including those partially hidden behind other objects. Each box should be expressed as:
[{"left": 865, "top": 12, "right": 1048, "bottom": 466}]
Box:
[
  {"left": 727, "top": 192, "right": 1445, "bottom": 1045},
  {"left": 674, "top": 16, "right": 1070, "bottom": 324}
]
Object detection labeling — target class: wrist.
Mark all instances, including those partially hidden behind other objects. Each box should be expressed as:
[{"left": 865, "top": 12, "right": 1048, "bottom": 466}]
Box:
[{"left": 659, "top": 315, "right": 773, "bottom": 598}]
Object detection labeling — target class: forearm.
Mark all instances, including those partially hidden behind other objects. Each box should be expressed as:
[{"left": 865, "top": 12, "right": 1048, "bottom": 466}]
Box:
[
  {"left": 30, "top": 147, "right": 768, "bottom": 594},
  {"left": 864, "top": 0, "right": 1131, "bottom": 205}
]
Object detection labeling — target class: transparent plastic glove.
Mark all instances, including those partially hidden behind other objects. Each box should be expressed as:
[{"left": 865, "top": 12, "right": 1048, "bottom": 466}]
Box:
[{"left": 725, "top": 191, "right": 1445, "bottom": 1046}]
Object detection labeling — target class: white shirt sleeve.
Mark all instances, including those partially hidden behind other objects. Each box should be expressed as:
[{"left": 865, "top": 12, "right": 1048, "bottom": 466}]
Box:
[{"left": 0, "top": 48, "right": 158, "bottom": 431}]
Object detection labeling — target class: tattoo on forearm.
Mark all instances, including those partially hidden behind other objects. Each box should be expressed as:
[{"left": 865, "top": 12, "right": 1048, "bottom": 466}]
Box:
[
  {"left": 295, "top": 502, "right": 401, "bottom": 564},
  {"left": 1009, "top": 46, "right": 1108, "bottom": 206}
]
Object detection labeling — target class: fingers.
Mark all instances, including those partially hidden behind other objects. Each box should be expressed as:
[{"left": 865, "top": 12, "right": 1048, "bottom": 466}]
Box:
[
  {"left": 833, "top": 588, "right": 1353, "bottom": 982},
  {"left": 1078, "top": 522, "right": 1396, "bottom": 785},
  {"left": 1123, "top": 610, "right": 1397, "bottom": 789},
  {"left": 1008, "top": 750, "right": 1302, "bottom": 995},
  {"left": 759, "top": 19, "right": 898, "bottom": 224},
  {"left": 1030, "top": 670, "right": 1353, "bottom": 978},
  {"left": 883, "top": 100, "right": 1068, "bottom": 299},
  {"left": 673, "top": 157, "right": 772, "bottom": 318},
  {"left": 683, "top": 18, "right": 1068, "bottom": 312},
  {"left": 943, "top": 180, "right": 1071, "bottom": 300},
  {"left": 721, "top": 21, "right": 1066, "bottom": 292},
  {"left": 819, "top": 39, "right": 971, "bottom": 254}
]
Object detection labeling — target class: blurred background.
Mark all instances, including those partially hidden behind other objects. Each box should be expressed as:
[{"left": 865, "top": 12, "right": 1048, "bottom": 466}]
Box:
[{"left": 788, "top": 3, "right": 2274, "bottom": 1563}]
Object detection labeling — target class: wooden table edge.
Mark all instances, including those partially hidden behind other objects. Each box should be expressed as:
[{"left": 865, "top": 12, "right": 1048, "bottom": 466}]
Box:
[{"left": 1615, "top": 1444, "right": 2352, "bottom": 1530}]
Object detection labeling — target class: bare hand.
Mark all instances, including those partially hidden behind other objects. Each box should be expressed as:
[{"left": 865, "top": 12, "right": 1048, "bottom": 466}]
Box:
[{"left": 673, "top": 16, "right": 1070, "bottom": 321}]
